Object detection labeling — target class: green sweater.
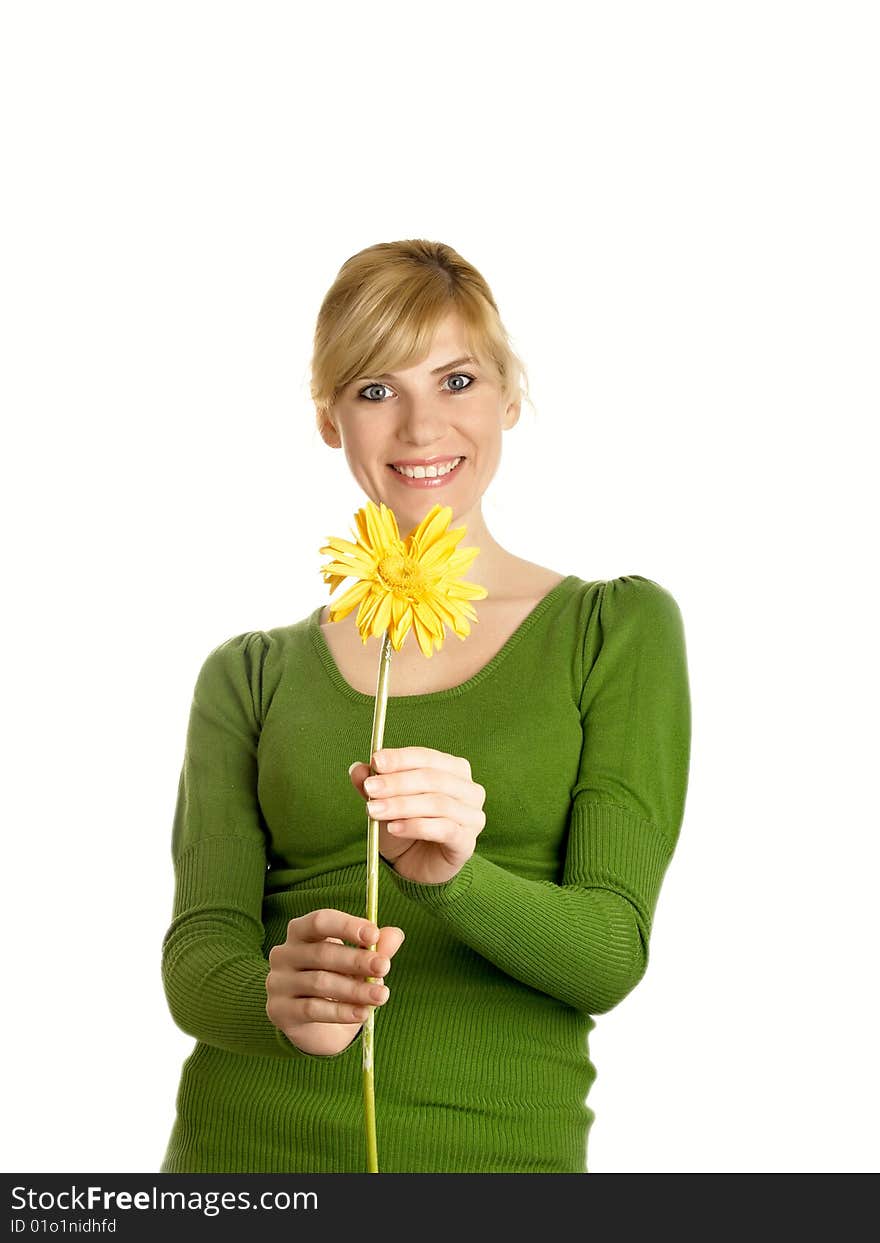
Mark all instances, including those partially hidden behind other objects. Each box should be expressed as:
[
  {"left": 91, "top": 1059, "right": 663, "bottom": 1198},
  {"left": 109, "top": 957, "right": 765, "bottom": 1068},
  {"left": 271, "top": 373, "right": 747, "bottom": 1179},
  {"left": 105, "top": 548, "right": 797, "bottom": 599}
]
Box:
[{"left": 160, "top": 573, "right": 691, "bottom": 1174}]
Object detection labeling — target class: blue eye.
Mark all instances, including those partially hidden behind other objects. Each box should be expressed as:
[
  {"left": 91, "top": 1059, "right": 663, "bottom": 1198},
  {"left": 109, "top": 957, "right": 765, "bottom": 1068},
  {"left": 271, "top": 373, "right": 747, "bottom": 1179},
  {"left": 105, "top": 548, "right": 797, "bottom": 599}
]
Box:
[
  {"left": 357, "top": 373, "right": 476, "bottom": 402},
  {"left": 358, "top": 383, "right": 392, "bottom": 402}
]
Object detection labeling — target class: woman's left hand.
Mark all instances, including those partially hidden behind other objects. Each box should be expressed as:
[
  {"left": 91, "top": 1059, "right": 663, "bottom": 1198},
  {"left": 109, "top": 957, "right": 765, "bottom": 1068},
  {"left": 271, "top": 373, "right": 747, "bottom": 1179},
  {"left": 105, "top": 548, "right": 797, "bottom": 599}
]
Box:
[{"left": 349, "top": 746, "right": 486, "bottom": 885}]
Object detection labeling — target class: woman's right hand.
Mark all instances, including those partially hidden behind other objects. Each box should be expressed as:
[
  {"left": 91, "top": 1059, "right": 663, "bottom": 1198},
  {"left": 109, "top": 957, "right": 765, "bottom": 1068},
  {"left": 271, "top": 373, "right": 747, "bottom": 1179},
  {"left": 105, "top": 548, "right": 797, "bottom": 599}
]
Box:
[{"left": 265, "top": 908, "right": 405, "bottom": 1057}]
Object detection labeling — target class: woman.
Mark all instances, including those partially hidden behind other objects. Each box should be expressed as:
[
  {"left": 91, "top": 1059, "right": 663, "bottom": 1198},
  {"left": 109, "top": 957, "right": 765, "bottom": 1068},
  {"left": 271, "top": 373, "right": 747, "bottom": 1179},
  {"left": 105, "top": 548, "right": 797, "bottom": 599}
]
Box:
[{"left": 160, "top": 239, "right": 691, "bottom": 1173}]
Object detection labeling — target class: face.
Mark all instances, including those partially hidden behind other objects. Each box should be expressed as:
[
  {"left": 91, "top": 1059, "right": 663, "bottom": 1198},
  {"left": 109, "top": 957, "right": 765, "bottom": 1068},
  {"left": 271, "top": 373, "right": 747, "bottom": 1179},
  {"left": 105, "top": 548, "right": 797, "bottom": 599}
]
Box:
[{"left": 319, "top": 311, "right": 520, "bottom": 531}]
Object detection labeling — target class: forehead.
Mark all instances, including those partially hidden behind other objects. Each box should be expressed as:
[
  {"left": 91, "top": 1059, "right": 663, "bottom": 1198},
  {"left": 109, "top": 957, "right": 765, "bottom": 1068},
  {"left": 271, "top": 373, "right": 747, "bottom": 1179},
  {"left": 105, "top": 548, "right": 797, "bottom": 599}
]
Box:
[
  {"left": 429, "top": 310, "right": 471, "bottom": 349},
  {"left": 378, "top": 314, "right": 478, "bottom": 379}
]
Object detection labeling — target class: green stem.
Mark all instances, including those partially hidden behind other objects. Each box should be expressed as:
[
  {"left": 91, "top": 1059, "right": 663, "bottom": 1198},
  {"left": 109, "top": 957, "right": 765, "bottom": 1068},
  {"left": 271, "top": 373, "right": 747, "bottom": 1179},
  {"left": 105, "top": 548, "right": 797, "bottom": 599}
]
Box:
[{"left": 363, "top": 629, "right": 393, "bottom": 1174}]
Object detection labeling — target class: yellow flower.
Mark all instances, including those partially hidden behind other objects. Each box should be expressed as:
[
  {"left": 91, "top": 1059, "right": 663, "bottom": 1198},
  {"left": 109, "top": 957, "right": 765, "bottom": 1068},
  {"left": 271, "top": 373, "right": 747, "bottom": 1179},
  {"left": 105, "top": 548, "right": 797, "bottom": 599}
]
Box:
[{"left": 319, "top": 500, "right": 488, "bottom": 658}]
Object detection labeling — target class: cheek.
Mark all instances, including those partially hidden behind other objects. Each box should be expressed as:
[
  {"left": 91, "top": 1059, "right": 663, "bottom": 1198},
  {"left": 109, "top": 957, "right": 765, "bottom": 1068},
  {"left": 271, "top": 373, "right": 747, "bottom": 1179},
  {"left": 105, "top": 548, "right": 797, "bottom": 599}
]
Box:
[{"left": 343, "top": 430, "right": 380, "bottom": 469}]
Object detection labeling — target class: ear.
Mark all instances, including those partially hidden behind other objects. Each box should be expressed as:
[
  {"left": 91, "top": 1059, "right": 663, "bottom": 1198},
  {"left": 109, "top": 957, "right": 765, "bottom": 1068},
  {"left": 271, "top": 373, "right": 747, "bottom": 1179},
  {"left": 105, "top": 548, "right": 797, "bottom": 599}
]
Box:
[
  {"left": 503, "top": 396, "right": 521, "bottom": 431},
  {"left": 317, "top": 409, "right": 342, "bottom": 449}
]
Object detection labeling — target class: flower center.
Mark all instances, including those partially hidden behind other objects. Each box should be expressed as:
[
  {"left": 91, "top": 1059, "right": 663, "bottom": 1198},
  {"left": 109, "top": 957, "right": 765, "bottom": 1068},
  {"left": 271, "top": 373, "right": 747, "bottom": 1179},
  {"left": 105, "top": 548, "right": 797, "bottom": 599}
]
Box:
[{"left": 377, "top": 553, "right": 424, "bottom": 597}]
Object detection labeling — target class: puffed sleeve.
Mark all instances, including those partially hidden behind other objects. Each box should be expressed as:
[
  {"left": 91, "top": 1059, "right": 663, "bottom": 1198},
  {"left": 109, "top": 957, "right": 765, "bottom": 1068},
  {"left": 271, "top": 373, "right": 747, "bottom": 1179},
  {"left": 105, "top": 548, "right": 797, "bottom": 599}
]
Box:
[
  {"left": 566, "top": 575, "right": 691, "bottom": 941},
  {"left": 161, "top": 632, "right": 334, "bottom": 1059},
  {"left": 383, "top": 575, "right": 692, "bottom": 1015}
]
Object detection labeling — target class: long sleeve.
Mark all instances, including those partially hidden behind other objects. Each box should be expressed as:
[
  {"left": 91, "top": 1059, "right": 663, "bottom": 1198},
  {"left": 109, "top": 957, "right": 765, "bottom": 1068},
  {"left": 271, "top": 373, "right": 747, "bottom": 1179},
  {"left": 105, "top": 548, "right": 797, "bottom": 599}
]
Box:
[
  {"left": 161, "top": 632, "right": 317, "bottom": 1060},
  {"left": 382, "top": 575, "right": 692, "bottom": 1017}
]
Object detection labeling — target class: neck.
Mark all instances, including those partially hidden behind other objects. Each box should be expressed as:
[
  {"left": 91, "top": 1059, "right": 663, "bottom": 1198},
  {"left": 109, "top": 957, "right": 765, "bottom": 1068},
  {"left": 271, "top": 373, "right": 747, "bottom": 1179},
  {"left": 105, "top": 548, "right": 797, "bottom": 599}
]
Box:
[{"left": 446, "top": 501, "right": 522, "bottom": 598}]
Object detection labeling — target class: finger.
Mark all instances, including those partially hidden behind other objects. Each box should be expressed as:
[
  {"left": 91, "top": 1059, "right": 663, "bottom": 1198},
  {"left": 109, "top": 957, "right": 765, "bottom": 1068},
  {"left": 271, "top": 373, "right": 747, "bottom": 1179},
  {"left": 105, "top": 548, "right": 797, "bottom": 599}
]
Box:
[
  {"left": 375, "top": 926, "right": 406, "bottom": 959},
  {"left": 295, "top": 967, "right": 389, "bottom": 1009},
  {"left": 267, "top": 989, "right": 371, "bottom": 1031},
  {"left": 363, "top": 926, "right": 405, "bottom": 983},
  {"left": 369, "top": 793, "right": 486, "bottom": 831},
  {"left": 383, "top": 816, "right": 470, "bottom": 843},
  {"left": 291, "top": 996, "right": 375, "bottom": 1026},
  {"left": 283, "top": 934, "right": 392, "bottom": 979},
  {"left": 268, "top": 961, "right": 384, "bottom": 999},
  {"left": 289, "top": 908, "right": 379, "bottom": 949},
  {"left": 364, "top": 766, "right": 484, "bottom": 808},
  {"left": 376, "top": 815, "right": 418, "bottom": 865},
  {"left": 351, "top": 759, "right": 392, "bottom": 808},
  {"left": 348, "top": 760, "right": 372, "bottom": 798},
  {"left": 372, "top": 747, "right": 471, "bottom": 781}
]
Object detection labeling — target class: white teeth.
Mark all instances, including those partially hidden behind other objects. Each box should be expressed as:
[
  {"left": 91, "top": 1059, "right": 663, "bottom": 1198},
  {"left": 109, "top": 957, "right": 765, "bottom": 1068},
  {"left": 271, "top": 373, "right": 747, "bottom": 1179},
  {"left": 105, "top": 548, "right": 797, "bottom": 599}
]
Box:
[{"left": 392, "top": 456, "right": 462, "bottom": 479}]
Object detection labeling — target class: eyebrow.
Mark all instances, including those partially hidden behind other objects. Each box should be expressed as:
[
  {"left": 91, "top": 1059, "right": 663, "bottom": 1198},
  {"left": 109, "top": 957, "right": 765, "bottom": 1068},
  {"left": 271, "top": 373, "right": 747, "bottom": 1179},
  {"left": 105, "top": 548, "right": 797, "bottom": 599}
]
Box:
[{"left": 360, "top": 355, "right": 479, "bottom": 382}]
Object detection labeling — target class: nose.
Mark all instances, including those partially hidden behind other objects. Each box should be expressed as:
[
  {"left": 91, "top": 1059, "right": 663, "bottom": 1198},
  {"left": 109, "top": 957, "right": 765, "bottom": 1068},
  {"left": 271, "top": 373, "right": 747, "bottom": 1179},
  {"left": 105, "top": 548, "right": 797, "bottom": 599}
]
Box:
[{"left": 395, "top": 395, "right": 449, "bottom": 447}]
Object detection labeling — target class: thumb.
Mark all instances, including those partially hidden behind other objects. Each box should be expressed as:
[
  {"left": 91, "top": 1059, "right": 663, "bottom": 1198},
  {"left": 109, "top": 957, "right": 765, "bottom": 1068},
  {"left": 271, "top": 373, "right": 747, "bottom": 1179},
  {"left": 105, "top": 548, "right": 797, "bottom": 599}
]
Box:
[{"left": 348, "top": 760, "right": 370, "bottom": 795}]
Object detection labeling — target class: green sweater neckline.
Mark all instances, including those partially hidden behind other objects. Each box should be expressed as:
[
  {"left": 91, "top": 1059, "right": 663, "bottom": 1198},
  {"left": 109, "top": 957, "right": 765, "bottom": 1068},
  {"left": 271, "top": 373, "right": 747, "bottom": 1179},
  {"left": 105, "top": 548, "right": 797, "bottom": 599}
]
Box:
[{"left": 308, "top": 574, "right": 579, "bottom": 705}]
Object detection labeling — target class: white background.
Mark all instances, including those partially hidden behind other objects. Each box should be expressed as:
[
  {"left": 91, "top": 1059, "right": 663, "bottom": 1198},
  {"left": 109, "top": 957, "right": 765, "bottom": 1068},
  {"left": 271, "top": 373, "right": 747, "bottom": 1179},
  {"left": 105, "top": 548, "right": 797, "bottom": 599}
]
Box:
[{"left": 2, "top": 0, "right": 877, "bottom": 1175}]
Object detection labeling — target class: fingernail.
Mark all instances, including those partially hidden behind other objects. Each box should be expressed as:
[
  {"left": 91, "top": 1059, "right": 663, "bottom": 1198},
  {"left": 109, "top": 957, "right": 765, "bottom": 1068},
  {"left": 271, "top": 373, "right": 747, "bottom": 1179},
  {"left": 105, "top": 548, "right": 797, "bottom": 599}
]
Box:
[
  {"left": 373, "top": 750, "right": 387, "bottom": 768},
  {"left": 348, "top": 761, "right": 358, "bottom": 776}
]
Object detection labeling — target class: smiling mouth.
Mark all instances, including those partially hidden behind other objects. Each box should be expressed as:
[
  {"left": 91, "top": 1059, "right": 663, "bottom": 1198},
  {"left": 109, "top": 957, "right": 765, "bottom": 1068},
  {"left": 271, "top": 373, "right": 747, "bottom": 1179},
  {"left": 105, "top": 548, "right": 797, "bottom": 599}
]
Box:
[{"left": 387, "top": 456, "right": 466, "bottom": 479}]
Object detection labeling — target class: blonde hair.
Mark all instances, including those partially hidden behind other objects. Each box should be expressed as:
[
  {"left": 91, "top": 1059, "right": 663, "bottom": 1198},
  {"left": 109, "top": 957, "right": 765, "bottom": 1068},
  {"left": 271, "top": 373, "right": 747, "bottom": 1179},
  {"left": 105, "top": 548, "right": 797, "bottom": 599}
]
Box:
[{"left": 310, "top": 239, "right": 533, "bottom": 430}]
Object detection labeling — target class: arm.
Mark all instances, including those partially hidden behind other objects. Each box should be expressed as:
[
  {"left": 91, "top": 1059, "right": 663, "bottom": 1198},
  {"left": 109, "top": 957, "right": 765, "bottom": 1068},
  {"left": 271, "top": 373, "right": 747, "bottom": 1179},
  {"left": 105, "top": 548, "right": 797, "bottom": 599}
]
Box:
[
  {"left": 161, "top": 631, "right": 316, "bottom": 1060},
  {"left": 381, "top": 576, "right": 692, "bottom": 1017}
]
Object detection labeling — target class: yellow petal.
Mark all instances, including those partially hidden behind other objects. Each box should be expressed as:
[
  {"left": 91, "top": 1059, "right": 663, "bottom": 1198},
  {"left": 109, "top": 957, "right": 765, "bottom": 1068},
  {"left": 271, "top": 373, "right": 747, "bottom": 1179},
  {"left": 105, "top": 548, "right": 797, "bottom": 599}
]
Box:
[
  {"left": 364, "top": 503, "right": 387, "bottom": 553},
  {"left": 408, "top": 504, "right": 452, "bottom": 554},
  {"left": 320, "top": 537, "right": 365, "bottom": 558},
  {"left": 444, "top": 581, "right": 488, "bottom": 601},
  {"left": 391, "top": 608, "right": 413, "bottom": 650},
  {"left": 377, "top": 502, "right": 401, "bottom": 546},
  {"left": 413, "top": 597, "right": 444, "bottom": 639},
  {"left": 327, "top": 577, "right": 374, "bottom": 621},
  {"left": 356, "top": 587, "right": 381, "bottom": 633},
  {"left": 426, "top": 591, "right": 458, "bottom": 628},
  {"left": 320, "top": 556, "right": 375, "bottom": 581},
  {"left": 444, "top": 545, "right": 481, "bottom": 576},
  {"left": 450, "top": 610, "right": 474, "bottom": 637},
  {"left": 354, "top": 508, "right": 371, "bottom": 550},
  {"left": 412, "top": 609, "right": 435, "bottom": 659},
  {"left": 431, "top": 593, "right": 472, "bottom": 638},
  {"left": 371, "top": 588, "right": 394, "bottom": 637},
  {"left": 418, "top": 528, "right": 469, "bottom": 572}
]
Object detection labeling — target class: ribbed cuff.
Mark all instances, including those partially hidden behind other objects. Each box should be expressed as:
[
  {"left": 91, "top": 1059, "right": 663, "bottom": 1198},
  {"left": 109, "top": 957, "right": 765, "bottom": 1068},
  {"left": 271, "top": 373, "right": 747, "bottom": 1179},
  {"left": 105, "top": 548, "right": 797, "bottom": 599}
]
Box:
[
  {"left": 274, "top": 1024, "right": 364, "bottom": 1060},
  {"left": 379, "top": 853, "right": 476, "bottom": 908},
  {"left": 565, "top": 799, "right": 675, "bottom": 933},
  {"left": 165, "top": 834, "right": 327, "bottom": 1061},
  {"left": 379, "top": 801, "right": 674, "bottom": 937},
  {"left": 380, "top": 842, "right": 649, "bottom": 1015}
]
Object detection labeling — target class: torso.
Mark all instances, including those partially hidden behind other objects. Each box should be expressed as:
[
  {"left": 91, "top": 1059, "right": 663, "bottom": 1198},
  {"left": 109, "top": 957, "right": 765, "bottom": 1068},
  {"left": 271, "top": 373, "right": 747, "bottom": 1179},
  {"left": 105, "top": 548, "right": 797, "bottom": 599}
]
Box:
[{"left": 318, "top": 562, "right": 567, "bottom": 696}]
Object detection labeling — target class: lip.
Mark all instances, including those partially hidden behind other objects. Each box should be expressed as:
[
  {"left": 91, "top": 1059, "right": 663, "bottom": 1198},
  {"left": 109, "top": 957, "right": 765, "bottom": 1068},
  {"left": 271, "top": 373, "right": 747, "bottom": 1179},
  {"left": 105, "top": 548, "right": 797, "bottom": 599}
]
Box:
[
  {"left": 388, "top": 455, "right": 463, "bottom": 467},
  {"left": 386, "top": 456, "right": 466, "bottom": 488}
]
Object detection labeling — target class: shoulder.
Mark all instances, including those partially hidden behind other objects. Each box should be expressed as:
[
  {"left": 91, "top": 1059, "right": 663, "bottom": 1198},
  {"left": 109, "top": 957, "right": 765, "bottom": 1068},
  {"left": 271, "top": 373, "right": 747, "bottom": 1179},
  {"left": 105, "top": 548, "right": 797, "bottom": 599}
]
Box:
[
  {"left": 597, "top": 576, "right": 686, "bottom": 654},
  {"left": 598, "top": 574, "right": 684, "bottom": 625},
  {"left": 575, "top": 574, "right": 687, "bottom": 673},
  {"left": 192, "top": 629, "right": 274, "bottom": 724},
  {"left": 569, "top": 572, "right": 683, "bottom": 622},
  {"left": 198, "top": 628, "right": 271, "bottom": 675},
  {"left": 198, "top": 619, "right": 318, "bottom": 722},
  {"left": 200, "top": 618, "right": 314, "bottom": 674}
]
